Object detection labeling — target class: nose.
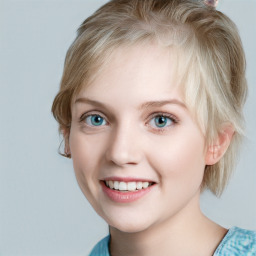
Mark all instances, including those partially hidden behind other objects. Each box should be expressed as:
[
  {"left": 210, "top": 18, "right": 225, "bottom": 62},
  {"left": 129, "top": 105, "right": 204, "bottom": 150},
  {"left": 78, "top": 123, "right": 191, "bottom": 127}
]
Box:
[{"left": 105, "top": 123, "right": 142, "bottom": 166}]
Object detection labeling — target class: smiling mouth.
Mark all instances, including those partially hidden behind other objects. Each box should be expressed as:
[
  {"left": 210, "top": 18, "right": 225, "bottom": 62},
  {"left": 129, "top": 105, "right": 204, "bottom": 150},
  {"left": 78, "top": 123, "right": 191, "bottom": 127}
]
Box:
[{"left": 104, "top": 180, "right": 155, "bottom": 192}]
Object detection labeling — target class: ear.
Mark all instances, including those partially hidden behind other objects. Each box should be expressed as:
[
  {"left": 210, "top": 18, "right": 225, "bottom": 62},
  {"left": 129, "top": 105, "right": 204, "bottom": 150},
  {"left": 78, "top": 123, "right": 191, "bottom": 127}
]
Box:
[
  {"left": 205, "top": 124, "right": 234, "bottom": 165},
  {"left": 63, "top": 129, "right": 71, "bottom": 158}
]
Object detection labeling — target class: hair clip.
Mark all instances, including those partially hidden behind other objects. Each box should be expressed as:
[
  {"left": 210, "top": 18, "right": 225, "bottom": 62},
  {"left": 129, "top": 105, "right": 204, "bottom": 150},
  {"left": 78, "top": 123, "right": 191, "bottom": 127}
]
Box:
[{"left": 204, "top": 0, "right": 218, "bottom": 8}]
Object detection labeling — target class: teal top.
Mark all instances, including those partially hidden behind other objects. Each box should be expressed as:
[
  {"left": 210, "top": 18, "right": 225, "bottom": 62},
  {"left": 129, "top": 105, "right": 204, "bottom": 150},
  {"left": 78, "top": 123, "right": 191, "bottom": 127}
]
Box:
[{"left": 89, "top": 227, "right": 256, "bottom": 256}]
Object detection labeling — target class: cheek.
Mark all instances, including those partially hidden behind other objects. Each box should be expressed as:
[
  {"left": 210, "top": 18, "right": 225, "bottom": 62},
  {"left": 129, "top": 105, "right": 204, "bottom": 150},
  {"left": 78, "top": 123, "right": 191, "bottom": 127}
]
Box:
[
  {"left": 69, "top": 129, "right": 109, "bottom": 211},
  {"left": 148, "top": 130, "right": 206, "bottom": 187},
  {"left": 69, "top": 129, "right": 104, "bottom": 191},
  {"left": 69, "top": 133, "right": 90, "bottom": 174},
  {"left": 69, "top": 129, "right": 104, "bottom": 170}
]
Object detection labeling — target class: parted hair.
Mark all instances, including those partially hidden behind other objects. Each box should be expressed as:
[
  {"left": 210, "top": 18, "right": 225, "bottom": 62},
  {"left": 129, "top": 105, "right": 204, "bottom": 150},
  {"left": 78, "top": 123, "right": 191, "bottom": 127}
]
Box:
[{"left": 52, "top": 0, "right": 247, "bottom": 196}]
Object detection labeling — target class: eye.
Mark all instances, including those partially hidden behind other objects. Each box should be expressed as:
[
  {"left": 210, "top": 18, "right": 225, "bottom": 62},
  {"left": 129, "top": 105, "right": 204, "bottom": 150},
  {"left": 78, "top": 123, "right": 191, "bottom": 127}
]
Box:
[
  {"left": 148, "top": 115, "right": 175, "bottom": 129},
  {"left": 85, "top": 114, "right": 107, "bottom": 126}
]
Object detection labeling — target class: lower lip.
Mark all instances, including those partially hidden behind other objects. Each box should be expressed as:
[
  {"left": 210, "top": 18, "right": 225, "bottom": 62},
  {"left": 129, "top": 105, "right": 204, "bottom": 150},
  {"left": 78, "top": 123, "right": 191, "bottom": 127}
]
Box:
[{"left": 101, "top": 181, "right": 155, "bottom": 203}]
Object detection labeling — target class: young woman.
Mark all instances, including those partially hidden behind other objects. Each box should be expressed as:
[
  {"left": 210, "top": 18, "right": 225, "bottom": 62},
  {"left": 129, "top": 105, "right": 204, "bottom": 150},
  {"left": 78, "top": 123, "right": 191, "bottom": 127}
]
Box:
[{"left": 52, "top": 0, "right": 256, "bottom": 255}]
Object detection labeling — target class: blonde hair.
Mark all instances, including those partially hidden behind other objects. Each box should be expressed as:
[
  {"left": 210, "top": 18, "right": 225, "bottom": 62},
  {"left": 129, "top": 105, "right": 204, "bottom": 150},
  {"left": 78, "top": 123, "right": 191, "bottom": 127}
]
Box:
[{"left": 52, "top": 0, "right": 247, "bottom": 196}]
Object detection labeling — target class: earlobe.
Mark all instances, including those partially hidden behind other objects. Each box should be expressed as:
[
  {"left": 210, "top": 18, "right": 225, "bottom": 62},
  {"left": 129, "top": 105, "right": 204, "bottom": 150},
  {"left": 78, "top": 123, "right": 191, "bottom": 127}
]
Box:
[{"left": 205, "top": 124, "right": 234, "bottom": 165}]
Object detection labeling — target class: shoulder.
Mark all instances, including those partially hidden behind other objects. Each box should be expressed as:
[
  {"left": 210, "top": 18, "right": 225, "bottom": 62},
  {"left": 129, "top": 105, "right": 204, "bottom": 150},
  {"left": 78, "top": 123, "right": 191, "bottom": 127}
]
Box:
[
  {"left": 214, "top": 226, "right": 256, "bottom": 256},
  {"left": 88, "top": 235, "right": 110, "bottom": 256}
]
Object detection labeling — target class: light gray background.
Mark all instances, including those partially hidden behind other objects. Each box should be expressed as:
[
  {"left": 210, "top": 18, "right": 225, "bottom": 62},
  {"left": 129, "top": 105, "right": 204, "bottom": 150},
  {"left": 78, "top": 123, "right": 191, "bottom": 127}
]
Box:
[{"left": 0, "top": 0, "right": 255, "bottom": 255}]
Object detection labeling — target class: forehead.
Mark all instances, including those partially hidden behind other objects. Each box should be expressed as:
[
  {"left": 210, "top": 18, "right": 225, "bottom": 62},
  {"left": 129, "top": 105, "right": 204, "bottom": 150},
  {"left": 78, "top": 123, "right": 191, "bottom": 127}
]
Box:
[{"left": 76, "top": 43, "right": 183, "bottom": 102}]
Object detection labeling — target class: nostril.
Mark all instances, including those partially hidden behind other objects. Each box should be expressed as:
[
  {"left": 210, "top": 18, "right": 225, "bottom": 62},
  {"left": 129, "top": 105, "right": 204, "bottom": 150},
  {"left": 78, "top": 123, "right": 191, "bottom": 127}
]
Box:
[
  {"left": 106, "top": 151, "right": 140, "bottom": 167},
  {"left": 104, "top": 128, "right": 143, "bottom": 166},
  {"left": 126, "top": 162, "right": 138, "bottom": 165}
]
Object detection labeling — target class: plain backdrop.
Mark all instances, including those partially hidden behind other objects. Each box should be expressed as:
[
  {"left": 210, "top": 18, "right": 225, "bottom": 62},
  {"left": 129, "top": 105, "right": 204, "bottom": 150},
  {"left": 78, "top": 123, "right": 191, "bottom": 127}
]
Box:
[{"left": 0, "top": 0, "right": 255, "bottom": 255}]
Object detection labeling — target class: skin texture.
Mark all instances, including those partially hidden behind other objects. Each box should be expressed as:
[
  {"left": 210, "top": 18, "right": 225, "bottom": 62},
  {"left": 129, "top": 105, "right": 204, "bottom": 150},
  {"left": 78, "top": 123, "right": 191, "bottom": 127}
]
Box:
[{"left": 67, "top": 43, "right": 231, "bottom": 256}]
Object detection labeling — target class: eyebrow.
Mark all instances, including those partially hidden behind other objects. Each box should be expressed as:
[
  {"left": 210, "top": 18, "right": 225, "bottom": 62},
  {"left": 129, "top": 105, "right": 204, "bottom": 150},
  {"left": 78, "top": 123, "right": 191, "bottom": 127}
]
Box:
[
  {"left": 75, "top": 97, "right": 109, "bottom": 109},
  {"left": 75, "top": 97, "right": 186, "bottom": 110},
  {"left": 139, "top": 99, "right": 186, "bottom": 110}
]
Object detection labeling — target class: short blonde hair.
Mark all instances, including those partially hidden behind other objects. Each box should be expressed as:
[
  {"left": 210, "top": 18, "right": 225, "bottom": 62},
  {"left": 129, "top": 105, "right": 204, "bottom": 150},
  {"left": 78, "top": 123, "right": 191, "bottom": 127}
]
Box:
[{"left": 52, "top": 0, "right": 247, "bottom": 196}]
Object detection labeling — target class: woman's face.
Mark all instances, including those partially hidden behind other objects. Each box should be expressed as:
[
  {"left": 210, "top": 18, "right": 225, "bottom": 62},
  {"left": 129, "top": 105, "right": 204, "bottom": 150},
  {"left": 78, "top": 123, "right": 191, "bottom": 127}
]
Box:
[{"left": 69, "top": 44, "right": 208, "bottom": 233}]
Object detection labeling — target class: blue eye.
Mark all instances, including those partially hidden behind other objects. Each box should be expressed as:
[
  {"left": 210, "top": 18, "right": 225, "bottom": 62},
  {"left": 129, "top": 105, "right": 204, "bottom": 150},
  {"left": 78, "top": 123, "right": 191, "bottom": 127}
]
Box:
[
  {"left": 149, "top": 115, "right": 173, "bottom": 128},
  {"left": 85, "top": 115, "right": 106, "bottom": 126}
]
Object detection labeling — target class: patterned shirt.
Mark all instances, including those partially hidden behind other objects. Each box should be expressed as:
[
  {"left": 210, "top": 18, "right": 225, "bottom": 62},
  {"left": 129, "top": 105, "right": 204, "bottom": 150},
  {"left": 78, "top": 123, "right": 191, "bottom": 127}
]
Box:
[{"left": 89, "top": 226, "right": 256, "bottom": 256}]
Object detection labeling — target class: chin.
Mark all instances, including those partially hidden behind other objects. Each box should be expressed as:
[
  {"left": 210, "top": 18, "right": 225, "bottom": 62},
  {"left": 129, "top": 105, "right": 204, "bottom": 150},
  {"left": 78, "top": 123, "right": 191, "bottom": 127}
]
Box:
[
  {"left": 110, "top": 222, "right": 151, "bottom": 233},
  {"left": 102, "top": 211, "right": 155, "bottom": 234},
  {"left": 94, "top": 198, "right": 160, "bottom": 234}
]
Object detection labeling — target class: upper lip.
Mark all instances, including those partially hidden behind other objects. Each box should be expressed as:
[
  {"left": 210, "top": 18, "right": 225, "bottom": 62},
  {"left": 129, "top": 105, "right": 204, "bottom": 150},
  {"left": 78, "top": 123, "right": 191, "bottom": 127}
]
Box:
[{"left": 101, "top": 176, "right": 157, "bottom": 183}]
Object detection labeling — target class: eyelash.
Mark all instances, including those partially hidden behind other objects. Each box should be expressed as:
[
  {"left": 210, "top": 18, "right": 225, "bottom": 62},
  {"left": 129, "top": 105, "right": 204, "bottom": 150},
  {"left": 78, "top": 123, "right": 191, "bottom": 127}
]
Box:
[
  {"left": 79, "top": 111, "right": 108, "bottom": 126},
  {"left": 79, "top": 111, "right": 179, "bottom": 130},
  {"left": 147, "top": 112, "right": 178, "bottom": 131}
]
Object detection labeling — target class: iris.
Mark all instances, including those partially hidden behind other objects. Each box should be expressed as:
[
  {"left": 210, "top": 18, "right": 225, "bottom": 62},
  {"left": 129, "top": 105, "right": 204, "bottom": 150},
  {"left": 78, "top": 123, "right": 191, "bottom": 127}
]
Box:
[
  {"left": 85, "top": 115, "right": 106, "bottom": 126},
  {"left": 153, "top": 116, "right": 171, "bottom": 128}
]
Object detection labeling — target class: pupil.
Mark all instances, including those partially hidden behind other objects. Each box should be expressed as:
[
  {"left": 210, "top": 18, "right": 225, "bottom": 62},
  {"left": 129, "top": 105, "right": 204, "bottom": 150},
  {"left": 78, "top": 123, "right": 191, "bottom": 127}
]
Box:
[
  {"left": 92, "top": 115, "right": 102, "bottom": 125},
  {"left": 156, "top": 116, "right": 167, "bottom": 127}
]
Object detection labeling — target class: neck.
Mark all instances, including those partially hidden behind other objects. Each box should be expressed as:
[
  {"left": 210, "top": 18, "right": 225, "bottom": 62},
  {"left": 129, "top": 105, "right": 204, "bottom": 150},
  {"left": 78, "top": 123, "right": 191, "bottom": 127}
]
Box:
[{"left": 109, "top": 192, "right": 227, "bottom": 256}]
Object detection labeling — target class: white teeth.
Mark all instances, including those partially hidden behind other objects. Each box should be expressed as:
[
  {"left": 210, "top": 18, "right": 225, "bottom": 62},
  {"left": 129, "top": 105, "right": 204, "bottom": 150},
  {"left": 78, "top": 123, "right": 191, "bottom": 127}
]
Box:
[
  {"left": 127, "top": 182, "right": 137, "bottom": 191},
  {"left": 136, "top": 181, "right": 143, "bottom": 190},
  {"left": 114, "top": 181, "right": 119, "bottom": 190},
  {"left": 105, "top": 180, "right": 153, "bottom": 191},
  {"left": 109, "top": 180, "right": 114, "bottom": 189},
  {"left": 119, "top": 182, "right": 127, "bottom": 191},
  {"left": 142, "top": 182, "right": 149, "bottom": 189}
]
